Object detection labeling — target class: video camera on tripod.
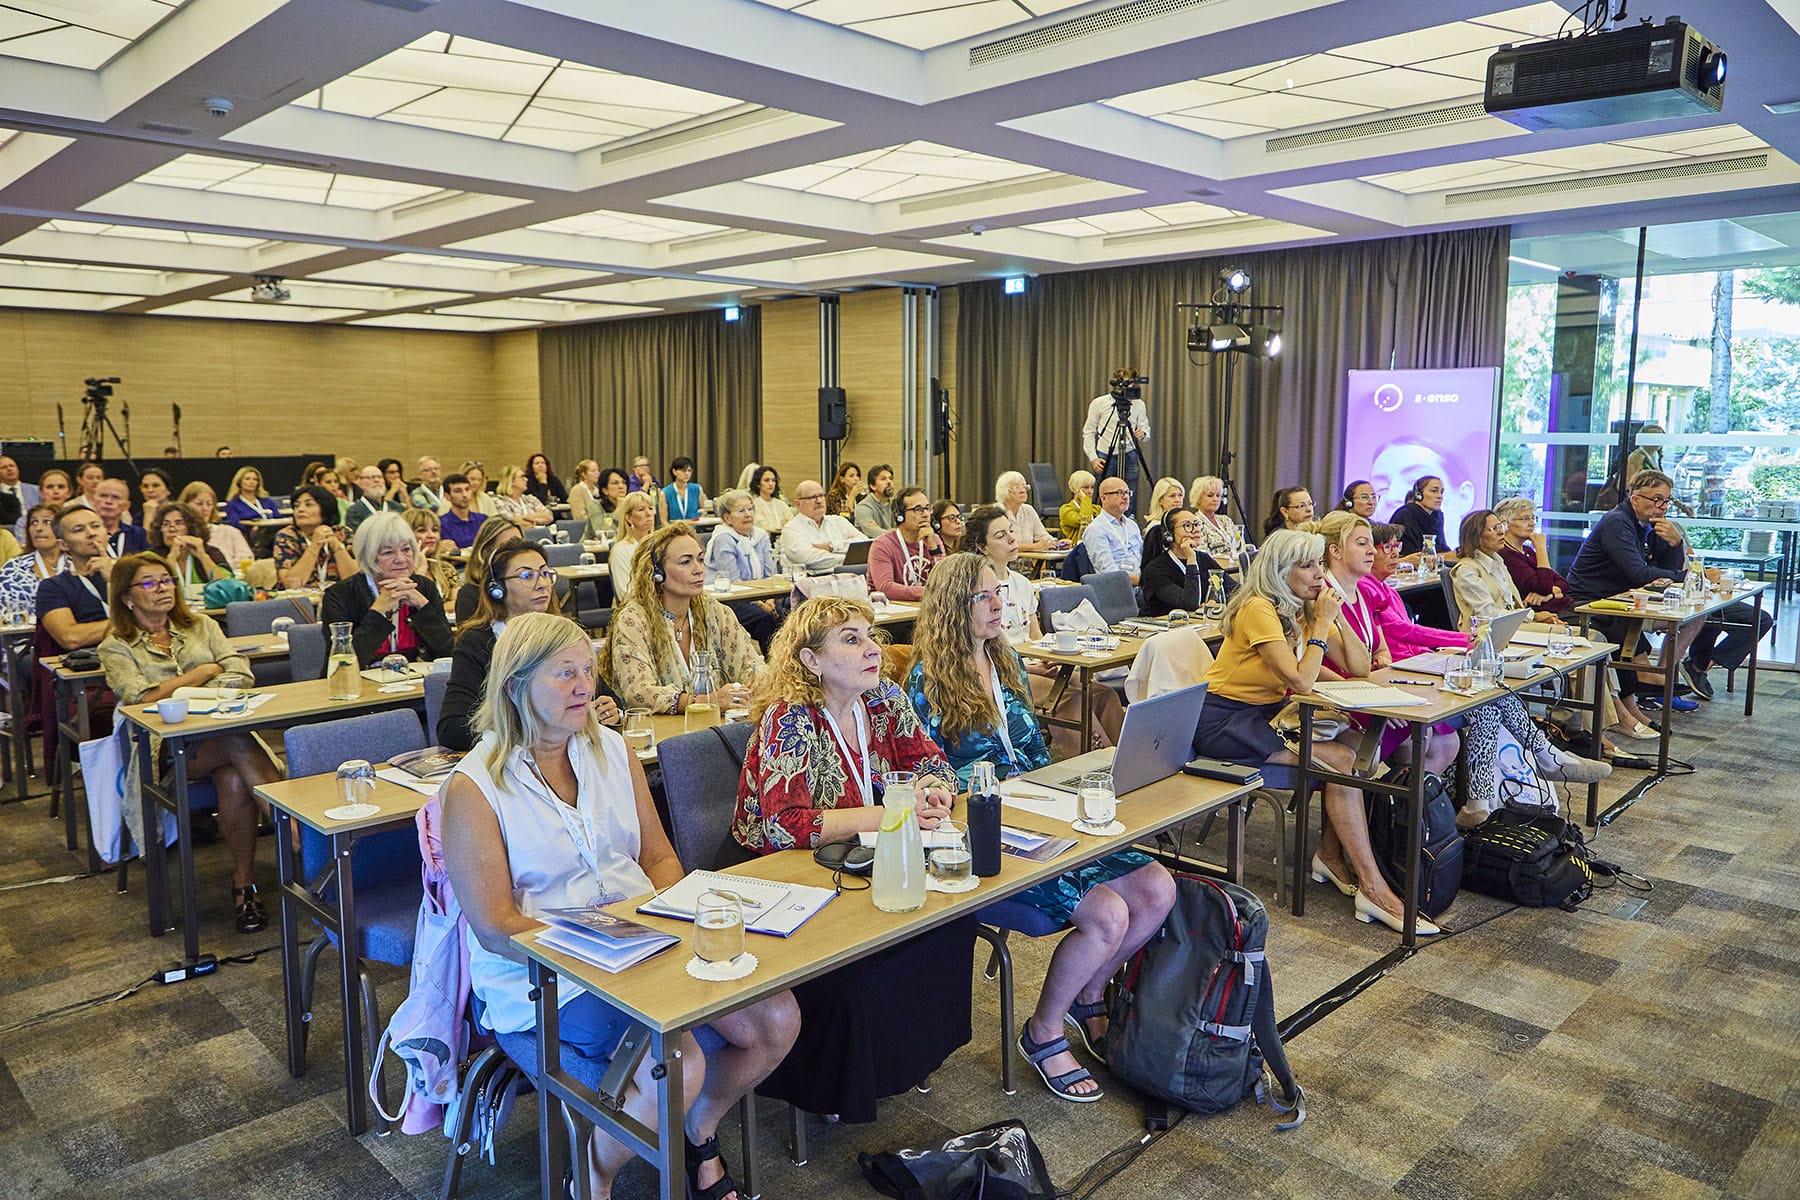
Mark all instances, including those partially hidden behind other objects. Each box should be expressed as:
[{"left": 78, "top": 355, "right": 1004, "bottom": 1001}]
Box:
[{"left": 77, "top": 374, "right": 135, "bottom": 465}]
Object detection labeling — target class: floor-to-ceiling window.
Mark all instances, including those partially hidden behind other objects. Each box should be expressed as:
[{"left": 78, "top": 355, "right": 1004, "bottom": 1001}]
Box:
[{"left": 1498, "top": 214, "right": 1800, "bottom": 670}]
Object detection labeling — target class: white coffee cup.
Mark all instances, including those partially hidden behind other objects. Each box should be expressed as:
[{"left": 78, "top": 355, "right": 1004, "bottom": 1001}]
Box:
[
  {"left": 1054, "top": 630, "right": 1078, "bottom": 652},
  {"left": 156, "top": 698, "right": 189, "bottom": 723}
]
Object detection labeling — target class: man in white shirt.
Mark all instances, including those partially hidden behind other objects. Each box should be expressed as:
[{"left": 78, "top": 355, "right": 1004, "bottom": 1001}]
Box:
[
  {"left": 411, "top": 456, "right": 445, "bottom": 512},
  {"left": 778, "top": 480, "right": 859, "bottom": 573},
  {"left": 1082, "top": 476, "right": 1144, "bottom": 585},
  {"left": 0, "top": 454, "right": 35, "bottom": 537},
  {"left": 1081, "top": 373, "right": 1150, "bottom": 515}
]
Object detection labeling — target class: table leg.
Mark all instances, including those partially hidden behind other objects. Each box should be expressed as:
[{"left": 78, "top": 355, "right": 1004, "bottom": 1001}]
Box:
[
  {"left": 1079, "top": 665, "right": 1094, "bottom": 754},
  {"left": 4, "top": 639, "right": 32, "bottom": 802},
  {"left": 652, "top": 1027, "right": 684, "bottom": 1200},
  {"left": 170, "top": 739, "right": 201, "bottom": 964},
  {"left": 1225, "top": 796, "right": 1244, "bottom": 885},
  {"left": 139, "top": 726, "right": 170, "bottom": 937},
  {"left": 1745, "top": 590, "right": 1761, "bottom": 718},
  {"left": 276, "top": 810, "right": 306, "bottom": 1079},
  {"left": 1402, "top": 723, "right": 1424, "bottom": 949},
  {"left": 334, "top": 831, "right": 369, "bottom": 1135},
  {"left": 1290, "top": 707, "right": 1314, "bottom": 917},
  {"left": 533, "top": 961, "right": 568, "bottom": 1200},
  {"left": 1584, "top": 658, "right": 1604, "bottom": 828}
]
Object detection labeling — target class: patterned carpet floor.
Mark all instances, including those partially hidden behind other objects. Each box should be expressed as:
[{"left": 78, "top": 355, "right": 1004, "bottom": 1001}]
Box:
[{"left": 2, "top": 673, "right": 1796, "bottom": 1199}]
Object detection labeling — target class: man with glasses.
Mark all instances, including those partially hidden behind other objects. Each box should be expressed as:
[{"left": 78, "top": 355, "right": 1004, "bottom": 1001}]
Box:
[
  {"left": 777, "top": 479, "right": 858, "bottom": 573},
  {"left": 869, "top": 486, "right": 944, "bottom": 601},
  {"left": 411, "top": 457, "right": 445, "bottom": 512},
  {"left": 346, "top": 464, "right": 406, "bottom": 532},
  {"left": 1568, "top": 469, "right": 1705, "bottom": 711},
  {"left": 1082, "top": 477, "right": 1144, "bottom": 585}
]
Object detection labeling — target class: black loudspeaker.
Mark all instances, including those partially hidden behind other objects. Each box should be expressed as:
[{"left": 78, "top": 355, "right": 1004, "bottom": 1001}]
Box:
[
  {"left": 929, "top": 378, "right": 951, "bottom": 456},
  {"left": 818, "top": 387, "right": 847, "bottom": 441},
  {"left": 1, "top": 440, "right": 56, "bottom": 466}
]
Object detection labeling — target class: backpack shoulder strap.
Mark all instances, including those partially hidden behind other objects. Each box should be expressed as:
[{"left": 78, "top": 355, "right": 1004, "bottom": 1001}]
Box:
[{"left": 1250, "top": 973, "right": 1306, "bottom": 1130}]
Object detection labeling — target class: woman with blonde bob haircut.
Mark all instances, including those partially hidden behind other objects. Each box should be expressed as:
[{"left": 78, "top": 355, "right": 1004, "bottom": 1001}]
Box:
[
  {"left": 906, "top": 553, "right": 1174, "bottom": 1104},
  {"left": 994, "top": 469, "right": 1055, "bottom": 552},
  {"left": 321, "top": 510, "right": 453, "bottom": 667},
  {"left": 442, "top": 613, "right": 798, "bottom": 1200}
]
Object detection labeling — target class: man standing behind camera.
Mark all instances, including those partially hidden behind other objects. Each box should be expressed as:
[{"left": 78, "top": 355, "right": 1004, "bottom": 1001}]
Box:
[{"left": 1082, "top": 369, "right": 1150, "bottom": 515}]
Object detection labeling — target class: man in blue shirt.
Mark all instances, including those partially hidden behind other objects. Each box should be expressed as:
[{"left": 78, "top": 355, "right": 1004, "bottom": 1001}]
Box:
[
  {"left": 38, "top": 506, "right": 113, "bottom": 650},
  {"left": 93, "top": 478, "right": 147, "bottom": 556},
  {"left": 437, "top": 474, "right": 487, "bottom": 549},
  {"left": 1082, "top": 476, "right": 1144, "bottom": 585}
]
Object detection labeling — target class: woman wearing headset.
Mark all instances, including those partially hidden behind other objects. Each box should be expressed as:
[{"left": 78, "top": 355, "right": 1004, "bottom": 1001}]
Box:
[
  {"left": 1138, "top": 507, "right": 1210, "bottom": 617},
  {"left": 1386, "top": 474, "right": 1456, "bottom": 561},
  {"left": 438, "top": 543, "right": 620, "bottom": 751},
  {"left": 600, "top": 522, "right": 765, "bottom": 714}
]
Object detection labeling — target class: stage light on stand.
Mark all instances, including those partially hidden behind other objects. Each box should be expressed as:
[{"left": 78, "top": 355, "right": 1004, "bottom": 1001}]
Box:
[
  {"left": 1209, "top": 324, "right": 1248, "bottom": 352},
  {"left": 1248, "top": 325, "right": 1282, "bottom": 358},
  {"left": 1222, "top": 267, "right": 1251, "bottom": 294}
]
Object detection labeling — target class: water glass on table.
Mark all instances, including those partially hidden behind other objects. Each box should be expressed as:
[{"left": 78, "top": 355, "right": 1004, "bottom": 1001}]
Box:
[
  {"left": 928, "top": 820, "right": 973, "bottom": 888},
  {"left": 694, "top": 890, "right": 745, "bottom": 966},
  {"left": 1443, "top": 655, "right": 1475, "bottom": 694},
  {"left": 1076, "top": 772, "right": 1117, "bottom": 831},
  {"left": 623, "top": 708, "right": 655, "bottom": 756},
  {"left": 215, "top": 671, "right": 252, "bottom": 716}
]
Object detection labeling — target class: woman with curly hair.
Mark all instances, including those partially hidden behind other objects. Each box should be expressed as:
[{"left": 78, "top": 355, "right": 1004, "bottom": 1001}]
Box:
[
  {"left": 906, "top": 552, "right": 1174, "bottom": 1104},
  {"left": 728, "top": 595, "right": 971, "bottom": 1122},
  {"left": 599, "top": 521, "right": 764, "bottom": 714}
]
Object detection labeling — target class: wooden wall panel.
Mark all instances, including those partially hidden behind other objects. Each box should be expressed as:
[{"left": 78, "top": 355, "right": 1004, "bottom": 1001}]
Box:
[
  {"left": 758, "top": 297, "right": 820, "bottom": 494},
  {"left": 838, "top": 289, "right": 903, "bottom": 485},
  {"left": 0, "top": 309, "right": 540, "bottom": 471}
]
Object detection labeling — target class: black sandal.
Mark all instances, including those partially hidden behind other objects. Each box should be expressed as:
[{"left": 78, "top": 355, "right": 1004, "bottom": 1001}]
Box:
[
  {"left": 1017, "top": 1025, "right": 1102, "bottom": 1103},
  {"left": 684, "top": 1134, "right": 741, "bottom": 1200},
  {"left": 1064, "top": 999, "right": 1109, "bottom": 1061},
  {"left": 234, "top": 884, "right": 268, "bottom": 934}
]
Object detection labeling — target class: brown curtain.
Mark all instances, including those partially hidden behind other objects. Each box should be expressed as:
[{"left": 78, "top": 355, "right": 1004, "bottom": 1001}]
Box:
[
  {"left": 952, "top": 227, "right": 1509, "bottom": 525},
  {"left": 538, "top": 307, "right": 761, "bottom": 484}
]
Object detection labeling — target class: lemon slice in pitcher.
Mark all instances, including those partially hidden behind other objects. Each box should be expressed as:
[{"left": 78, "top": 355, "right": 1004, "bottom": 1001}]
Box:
[{"left": 879, "top": 804, "right": 910, "bottom": 834}]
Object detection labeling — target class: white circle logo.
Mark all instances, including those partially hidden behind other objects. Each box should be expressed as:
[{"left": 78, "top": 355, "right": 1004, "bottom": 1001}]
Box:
[{"left": 1373, "top": 384, "right": 1403, "bottom": 414}]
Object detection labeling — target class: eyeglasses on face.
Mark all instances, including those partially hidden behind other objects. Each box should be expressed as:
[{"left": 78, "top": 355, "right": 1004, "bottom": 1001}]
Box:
[
  {"left": 1174, "top": 520, "right": 1201, "bottom": 533},
  {"left": 1100, "top": 489, "right": 1129, "bottom": 499},
  {"left": 797, "top": 492, "right": 824, "bottom": 502},
  {"left": 506, "top": 567, "right": 559, "bottom": 584},
  {"left": 902, "top": 504, "right": 932, "bottom": 515},
  {"left": 969, "top": 585, "right": 1009, "bottom": 606},
  {"left": 1376, "top": 540, "right": 1401, "bottom": 551},
  {"left": 941, "top": 510, "right": 964, "bottom": 522},
  {"left": 1635, "top": 493, "right": 1672, "bottom": 508},
  {"left": 133, "top": 576, "right": 176, "bottom": 591}
]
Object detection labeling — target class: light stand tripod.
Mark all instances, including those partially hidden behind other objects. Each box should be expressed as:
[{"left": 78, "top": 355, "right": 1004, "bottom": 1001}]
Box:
[{"left": 1180, "top": 275, "right": 1282, "bottom": 535}]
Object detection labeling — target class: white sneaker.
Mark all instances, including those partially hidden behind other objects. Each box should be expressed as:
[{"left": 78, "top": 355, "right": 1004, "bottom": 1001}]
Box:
[{"left": 1534, "top": 746, "right": 1612, "bottom": 784}]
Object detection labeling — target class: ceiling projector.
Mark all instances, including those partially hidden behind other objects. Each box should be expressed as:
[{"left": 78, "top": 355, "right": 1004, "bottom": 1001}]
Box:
[
  {"left": 1484, "top": 16, "right": 1726, "bottom": 131},
  {"left": 250, "top": 275, "right": 291, "bottom": 303}
]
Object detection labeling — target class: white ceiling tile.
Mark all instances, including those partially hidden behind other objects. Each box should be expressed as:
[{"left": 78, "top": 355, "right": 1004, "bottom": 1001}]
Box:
[
  {"left": 1150, "top": 113, "right": 1275, "bottom": 138},
  {"left": 1291, "top": 66, "right": 1479, "bottom": 109},
  {"left": 0, "top": 9, "right": 60, "bottom": 39},
  {"left": 1336, "top": 21, "right": 1518, "bottom": 67},
  {"left": 1410, "top": 47, "right": 1503, "bottom": 83},
  {"left": 845, "top": 3, "right": 1026, "bottom": 50},
  {"left": 701, "top": 246, "right": 968, "bottom": 285},
  {"left": 1101, "top": 79, "right": 1243, "bottom": 118},
  {"left": 1503, "top": 143, "right": 1674, "bottom": 171},
  {"left": 27, "top": 0, "right": 179, "bottom": 40},
  {"left": 1, "top": 22, "right": 125, "bottom": 68},
  {"left": 1468, "top": 3, "right": 1581, "bottom": 39},
  {"left": 546, "top": 278, "right": 744, "bottom": 303},
  {"left": 149, "top": 299, "right": 354, "bottom": 322},
  {"left": 1183, "top": 92, "right": 1378, "bottom": 129},
  {"left": 1233, "top": 54, "right": 1384, "bottom": 93}
]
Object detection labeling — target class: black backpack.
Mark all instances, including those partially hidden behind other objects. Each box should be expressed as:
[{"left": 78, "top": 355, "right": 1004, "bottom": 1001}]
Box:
[
  {"left": 1363, "top": 769, "right": 1463, "bottom": 919},
  {"left": 1460, "top": 809, "right": 1596, "bottom": 910},
  {"left": 1106, "top": 875, "right": 1304, "bottom": 1128}
]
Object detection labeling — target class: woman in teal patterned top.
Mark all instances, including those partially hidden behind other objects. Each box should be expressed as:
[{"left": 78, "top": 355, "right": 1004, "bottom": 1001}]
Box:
[{"left": 905, "top": 553, "right": 1175, "bottom": 1105}]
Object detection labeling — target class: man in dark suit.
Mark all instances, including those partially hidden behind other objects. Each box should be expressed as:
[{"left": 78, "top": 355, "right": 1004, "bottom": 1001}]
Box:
[{"left": 0, "top": 454, "right": 34, "bottom": 537}]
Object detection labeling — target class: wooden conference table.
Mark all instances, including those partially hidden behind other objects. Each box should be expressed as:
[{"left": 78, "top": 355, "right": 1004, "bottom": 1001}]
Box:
[
  {"left": 1290, "top": 632, "right": 1615, "bottom": 944},
  {"left": 122, "top": 675, "right": 423, "bottom": 966},
  {"left": 514, "top": 769, "right": 1256, "bottom": 1200},
  {"left": 1572, "top": 580, "right": 1767, "bottom": 826}
]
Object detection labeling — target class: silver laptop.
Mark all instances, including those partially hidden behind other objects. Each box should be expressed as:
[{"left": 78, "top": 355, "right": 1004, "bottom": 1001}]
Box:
[
  {"left": 1399, "top": 608, "right": 1532, "bottom": 675},
  {"left": 842, "top": 538, "right": 872, "bottom": 566},
  {"left": 1018, "top": 682, "right": 1207, "bottom": 796}
]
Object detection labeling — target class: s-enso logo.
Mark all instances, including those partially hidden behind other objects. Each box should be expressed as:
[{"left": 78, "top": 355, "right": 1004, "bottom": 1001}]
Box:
[{"left": 1372, "top": 383, "right": 1404, "bottom": 414}]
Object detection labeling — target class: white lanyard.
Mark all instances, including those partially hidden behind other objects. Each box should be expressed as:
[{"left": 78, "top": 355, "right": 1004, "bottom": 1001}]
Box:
[
  {"left": 1328, "top": 576, "right": 1372, "bottom": 647},
  {"left": 820, "top": 702, "right": 871, "bottom": 807},
  {"left": 670, "top": 485, "right": 694, "bottom": 519},
  {"left": 987, "top": 662, "right": 1020, "bottom": 769},
  {"left": 359, "top": 496, "right": 379, "bottom": 516},
  {"left": 417, "top": 486, "right": 441, "bottom": 510},
  {"left": 899, "top": 533, "right": 929, "bottom": 585}
]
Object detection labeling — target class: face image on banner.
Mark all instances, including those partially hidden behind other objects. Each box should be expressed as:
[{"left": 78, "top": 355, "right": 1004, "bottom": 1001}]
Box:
[{"left": 1344, "top": 369, "right": 1498, "bottom": 539}]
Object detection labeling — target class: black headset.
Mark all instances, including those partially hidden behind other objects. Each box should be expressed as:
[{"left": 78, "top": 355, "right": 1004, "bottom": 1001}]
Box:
[
  {"left": 486, "top": 544, "right": 541, "bottom": 602},
  {"left": 650, "top": 541, "right": 667, "bottom": 586}
]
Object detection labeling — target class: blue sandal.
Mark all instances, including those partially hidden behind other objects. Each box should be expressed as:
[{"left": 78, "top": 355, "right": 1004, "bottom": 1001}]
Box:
[
  {"left": 1063, "top": 999, "right": 1109, "bottom": 1061},
  {"left": 1018, "top": 1026, "right": 1102, "bottom": 1103}
]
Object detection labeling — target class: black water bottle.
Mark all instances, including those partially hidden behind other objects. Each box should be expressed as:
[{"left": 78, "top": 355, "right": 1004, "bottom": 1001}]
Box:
[{"left": 967, "top": 761, "right": 1003, "bottom": 877}]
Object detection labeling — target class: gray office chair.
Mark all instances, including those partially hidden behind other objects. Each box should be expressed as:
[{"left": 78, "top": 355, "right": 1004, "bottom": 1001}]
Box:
[
  {"left": 555, "top": 518, "right": 585, "bottom": 542},
  {"left": 1438, "top": 565, "right": 1461, "bottom": 630},
  {"left": 1039, "top": 583, "right": 1098, "bottom": 630},
  {"left": 1080, "top": 571, "right": 1138, "bottom": 625},
  {"left": 225, "top": 595, "right": 316, "bottom": 635},
  {"left": 288, "top": 622, "right": 326, "bottom": 681},
  {"left": 1027, "top": 462, "right": 1064, "bottom": 519},
  {"left": 423, "top": 670, "right": 449, "bottom": 744}
]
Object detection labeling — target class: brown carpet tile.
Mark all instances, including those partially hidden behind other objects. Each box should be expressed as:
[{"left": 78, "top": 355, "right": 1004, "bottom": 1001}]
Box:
[{"left": 1, "top": 674, "right": 1796, "bottom": 1199}]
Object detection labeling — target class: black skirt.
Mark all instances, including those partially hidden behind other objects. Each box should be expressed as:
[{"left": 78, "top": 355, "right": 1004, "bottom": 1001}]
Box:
[
  {"left": 1191, "top": 691, "right": 1285, "bottom": 763},
  {"left": 754, "top": 915, "right": 976, "bottom": 1123}
]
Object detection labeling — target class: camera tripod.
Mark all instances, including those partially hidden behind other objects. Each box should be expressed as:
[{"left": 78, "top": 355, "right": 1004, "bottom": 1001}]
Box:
[
  {"left": 1098, "top": 388, "right": 1150, "bottom": 514},
  {"left": 78, "top": 385, "right": 141, "bottom": 474}
]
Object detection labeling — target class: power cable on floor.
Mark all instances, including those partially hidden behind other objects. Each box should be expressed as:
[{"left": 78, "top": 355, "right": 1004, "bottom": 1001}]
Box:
[
  {"left": 0, "top": 872, "right": 95, "bottom": 891},
  {"left": 0, "top": 939, "right": 282, "bottom": 1036}
]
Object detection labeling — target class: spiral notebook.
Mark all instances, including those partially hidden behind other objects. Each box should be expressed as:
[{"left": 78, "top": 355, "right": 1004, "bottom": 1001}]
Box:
[{"left": 637, "top": 870, "right": 836, "bottom": 937}]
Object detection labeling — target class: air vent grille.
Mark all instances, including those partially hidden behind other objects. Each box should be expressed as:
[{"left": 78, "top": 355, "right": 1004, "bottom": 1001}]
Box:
[
  {"left": 1265, "top": 102, "right": 1487, "bottom": 152},
  {"left": 971, "top": 0, "right": 1222, "bottom": 66},
  {"left": 1443, "top": 153, "right": 1767, "bottom": 206},
  {"left": 895, "top": 172, "right": 1082, "bottom": 215}
]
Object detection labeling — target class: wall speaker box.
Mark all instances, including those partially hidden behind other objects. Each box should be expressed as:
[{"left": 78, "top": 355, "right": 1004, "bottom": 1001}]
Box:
[{"left": 818, "top": 386, "right": 847, "bottom": 440}]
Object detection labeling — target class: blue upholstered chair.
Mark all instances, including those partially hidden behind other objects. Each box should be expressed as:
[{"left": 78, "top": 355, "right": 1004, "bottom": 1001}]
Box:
[
  {"left": 1080, "top": 570, "right": 1139, "bottom": 625},
  {"left": 284, "top": 709, "right": 428, "bottom": 1131},
  {"left": 287, "top": 622, "right": 326, "bottom": 682}
]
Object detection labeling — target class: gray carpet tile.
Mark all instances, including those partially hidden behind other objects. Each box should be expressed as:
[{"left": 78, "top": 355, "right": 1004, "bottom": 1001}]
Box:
[{"left": 1, "top": 672, "right": 1797, "bottom": 1199}]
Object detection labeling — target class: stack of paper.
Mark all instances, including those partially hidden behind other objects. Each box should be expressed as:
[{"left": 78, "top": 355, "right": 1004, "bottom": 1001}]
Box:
[
  {"left": 638, "top": 870, "right": 836, "bottom": 937},
  {"left": 1312, "top": 681, "right": 1431, "bottom": 709},
  {"left": 1000, "top": 825, "right": 1077, "bottom": 862},
  {"left": 538, "top": 907, "right": 680, "bottom": 973}
]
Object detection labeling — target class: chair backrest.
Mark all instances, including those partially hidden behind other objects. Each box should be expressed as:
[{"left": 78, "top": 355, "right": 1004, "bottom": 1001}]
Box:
[
  {"left": 225, "top": 595, "right": 316, "bottom": 636},
  {"left": 540, "top": 542, "right": 583, "bottom": 568},
  {"left": 556, "top": 519, "right": 585, "bottom": 542},
  {"left": 287, "top": 622, "right": 326, "bottom": 681},
  {"left": 1027, "top": 462, "right": 1064, "bottom": 518},
  {"left": 286, "top": 708, "right": 427, "bottom": 887},
  {"left": 1744, "top": 529, "right": 1774, "bottom": 556},
  {"left": 1056, "top": 541, "right": 1094, "bottom": 581},
  {"left": 1125, "top": 628, "right": 1215, "bottom": 703},
  {"left": 658, "top": 722, "right": 755, "bottom": 871},
  {"left": 423, "top": 670, "right": 449, "bottom": 743},
  {"left": 1438, "top": 564, "right": 1461, "bottom": 630},
  {"left": 1080, "top": 570, "right": 1138, "bottom": 625},
  {"left": 1039, "top": 583, "right": 1098, "bottom": 629},
  {"left": 524, "top": 526, "right": 557, "bottom": 544}
]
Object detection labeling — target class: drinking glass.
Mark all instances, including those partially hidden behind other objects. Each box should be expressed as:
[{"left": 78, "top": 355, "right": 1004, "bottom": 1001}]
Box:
[
  {"left": 1547, "top": 631, "right": 1578, "bottom": 659},
  {"left": 623, "top": 708, "right": 655, "bottom": 756},
  {"left": 694, "top": 890, "right": 745, "bottom": 965},
  {"left": 928, "top": 821, "right": 973, "bottom": 888},
  {"left": 1443, "top": 655, "right": 1474, "bottom": 694},
  {"left": 333, "top": 758, "right": 378, "bottom": 818},
  {"left": 380, "top": 652, "right": 411, "bottom": 678},
  {"left": 1077, "top": 772, "right": 1117, "bottom": 829},
  {"left": 214, "top": 671, "right": 252, "bottom": 716}
]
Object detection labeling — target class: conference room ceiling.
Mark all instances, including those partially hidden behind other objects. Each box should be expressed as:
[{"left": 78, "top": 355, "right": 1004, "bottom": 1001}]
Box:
[{"left": 0, "top": 0, "right": 1798, "bottom": 330}]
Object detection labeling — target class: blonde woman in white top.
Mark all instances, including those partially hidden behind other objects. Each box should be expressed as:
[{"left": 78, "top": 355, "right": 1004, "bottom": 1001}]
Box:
[
  {"left": 1189, "top": 475, "right": 1243, "bottom": 570},
  {"left": 442, "top": 612, "right": 797, "bottom": 1200},
  {"left": 995, "top": 470, "right": 1058, "bottom": 552},
  {"left": 607, "top": 492, "right": 656, "bottom": 604},
  {"left": 1450, "top": 508, "right": 1536, "bottom": 625},
  {"left": 491, "top": 465, "right": 554, "bottom": 527},
  {"left": 1144, "top": 477, "right": 1186, "bottom": 532}
]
